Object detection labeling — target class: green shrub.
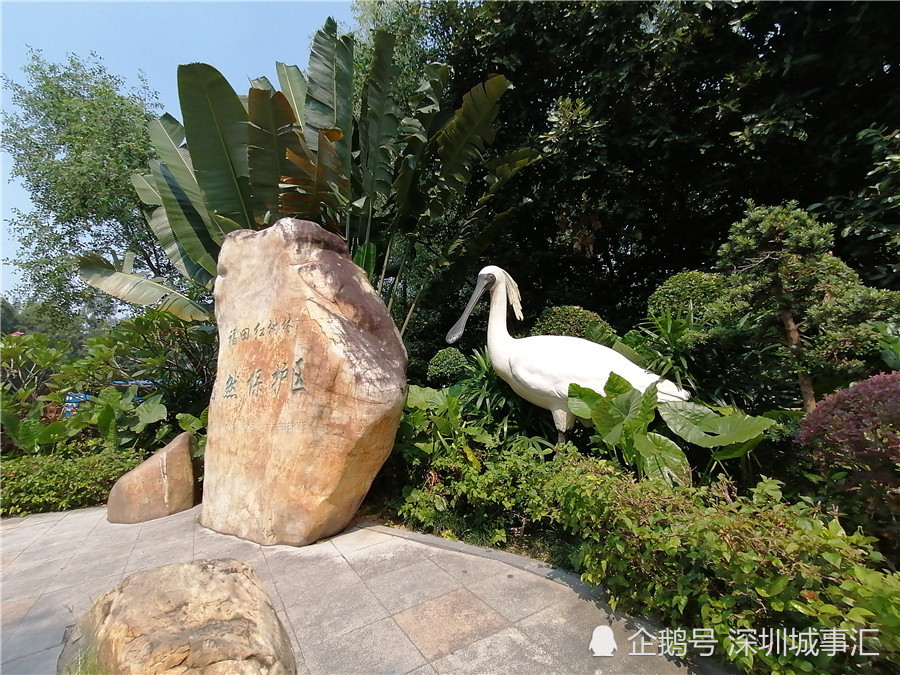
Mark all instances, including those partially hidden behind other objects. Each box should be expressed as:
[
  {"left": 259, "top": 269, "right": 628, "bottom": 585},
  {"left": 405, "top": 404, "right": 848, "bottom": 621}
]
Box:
[
  {"left": 647, "top": 270, "right": 727, "bottom": 320},
  {"left": 548, "top": 453, "right": 899, "bottom": 673},
  {"left": 426, "top": 347, "right": 469, "bottom": 387},
  {"left": 0, "top": 450, "right": 141, "bottom": 516},
  {"left": 530, "top": 305, "right": 615, "bottom": 339},
  {"left": 798, "top": 372, "right": 900, "bottom": 567}
]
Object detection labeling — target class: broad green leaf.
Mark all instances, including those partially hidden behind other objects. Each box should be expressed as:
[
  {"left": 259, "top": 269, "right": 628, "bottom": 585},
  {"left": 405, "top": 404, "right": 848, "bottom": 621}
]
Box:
[
  {"left": 151, "top": 160, "right": 219, "bottom": 275},
  {"left": 360, "top": 30, "right": 401, "bottom": 201},
  {"left": 436, "top": 74, "right": 510, "bottom": 199},
  {"left": 406, "top": 385, "right": 445, "bottom": 410},
  {"left": 711, "top": 435, "right": 765, "bottom": 460},
  {"left": 567, "top": 383, "right": 602, "bottom": 419},
  {"left": 95, "top": 404, "right": 118, "bottom": 449},
  {"left": 604, "top": 372, "right": 635, "bottom": 398},
  {"left": 144, "top": 205, "right": 214, "bottom": 288},
  {"left": 479, "top": 147, "right": 541, "bottom": 202},
  {"left": 247, "top": 87, "right": 301, "bottom": 214},
  {"left": 135, "top": 395, "right": 167, "bottom": 426},
  {"left": 634, "top": 432, "right": 691, "bottom": 486},
  {"left": 131, "top": 172, "right": 160, "bottom": 206},
  {"left": 305, "top": 17, "right": 354, "bottom": 185},
  {"left": 148, "top": 114, "right": 211, "bottom": 230},
  {"left": 276, "top": 62, "right": 307, "bottom": 126},
  {"left": 659, "top": 401, "right": 775, "bottom": 448},
  {"left": 178, "top": 63, "right": 257, "bottom": 228},
  {"left": 352, "top": 242, "right": 377, "bottom": 280},
  {"left": 79, "top": 253, "right": 211, "bottom": 322}
]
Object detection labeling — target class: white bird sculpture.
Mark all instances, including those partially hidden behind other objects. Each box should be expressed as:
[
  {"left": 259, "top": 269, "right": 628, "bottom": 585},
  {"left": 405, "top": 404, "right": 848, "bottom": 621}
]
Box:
[{"left": 446, "top": 265, "right": 691, "bottom": 443}]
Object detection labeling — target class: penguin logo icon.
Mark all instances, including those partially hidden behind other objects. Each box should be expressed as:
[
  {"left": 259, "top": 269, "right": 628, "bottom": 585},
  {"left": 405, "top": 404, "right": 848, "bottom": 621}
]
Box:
[{"left": 589, "top": 625, "right": 617, "bottom": 656}]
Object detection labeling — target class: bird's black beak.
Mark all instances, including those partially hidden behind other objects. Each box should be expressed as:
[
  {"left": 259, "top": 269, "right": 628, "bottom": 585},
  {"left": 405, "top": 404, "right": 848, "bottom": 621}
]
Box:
[{"left": 446, "top": 273, "right": 495, "bottom": 344}]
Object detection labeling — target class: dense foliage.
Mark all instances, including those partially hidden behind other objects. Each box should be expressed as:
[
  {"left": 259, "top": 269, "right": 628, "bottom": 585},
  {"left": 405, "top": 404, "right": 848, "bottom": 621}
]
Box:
[
  {"left": 799, "top": 373, "right": 900, "bottom": 568},
  {"left": 0, "top": 450, "right": 141, "bottom": 516},
  {"left": 423, "top": 1, "right": 899, "bottom": 334}
]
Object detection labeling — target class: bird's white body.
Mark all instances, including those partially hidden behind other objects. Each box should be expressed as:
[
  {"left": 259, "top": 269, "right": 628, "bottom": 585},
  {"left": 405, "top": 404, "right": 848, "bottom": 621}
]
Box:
[{"left": 447, "top": 265, "right": 690, "bottom": 439}]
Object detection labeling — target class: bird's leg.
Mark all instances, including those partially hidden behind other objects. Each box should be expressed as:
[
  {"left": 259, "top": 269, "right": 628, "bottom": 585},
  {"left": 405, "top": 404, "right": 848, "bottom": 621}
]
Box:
[{"left": 551, "top": 408, "right": 573, "bottom": 446}]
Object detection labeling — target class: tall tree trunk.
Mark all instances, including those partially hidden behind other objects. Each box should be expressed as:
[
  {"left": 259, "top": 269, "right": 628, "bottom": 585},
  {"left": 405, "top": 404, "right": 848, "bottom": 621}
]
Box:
[{"left": 778, "top": 307, "right": 817, "bottom": 412}]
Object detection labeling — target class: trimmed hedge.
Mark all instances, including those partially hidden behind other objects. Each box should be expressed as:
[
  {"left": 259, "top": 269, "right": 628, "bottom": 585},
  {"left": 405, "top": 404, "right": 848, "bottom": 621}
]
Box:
[
  {"left": 0, "top": 450, "right": 140, "bottom": 516},
  {"left": 647, "top": 270, "right": 727, "bottom": 320},
  {"left": 530, "top": 305, "right": 614, "bottom": 339},
  {"left": 427, "top": 347, "right": 469, "bottom": 388}
]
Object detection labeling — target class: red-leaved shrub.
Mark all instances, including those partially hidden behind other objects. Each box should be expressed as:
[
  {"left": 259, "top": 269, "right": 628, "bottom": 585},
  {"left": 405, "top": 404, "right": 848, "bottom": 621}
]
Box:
[{"left": 798, "top": 372, "right": 900, "bottom": 568}]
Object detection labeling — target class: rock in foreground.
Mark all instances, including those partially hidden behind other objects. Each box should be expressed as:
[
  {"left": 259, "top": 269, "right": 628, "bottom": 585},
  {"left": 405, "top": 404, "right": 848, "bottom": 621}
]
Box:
[
  {"left": 57, "top": 559, "right": 295, "bottom": 674},
  {"left": 202, "top": 219, "right": 407, "bottom": 546}
]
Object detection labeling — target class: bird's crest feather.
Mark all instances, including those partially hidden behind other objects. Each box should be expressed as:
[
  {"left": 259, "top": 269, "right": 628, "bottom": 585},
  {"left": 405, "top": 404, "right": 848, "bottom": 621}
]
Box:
[{"left": 502, "top": 270, "right": 524, "bottom": 321}]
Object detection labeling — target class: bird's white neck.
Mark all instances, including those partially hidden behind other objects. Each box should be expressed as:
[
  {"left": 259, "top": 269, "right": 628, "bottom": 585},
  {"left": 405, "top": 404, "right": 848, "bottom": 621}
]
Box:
[{"left": 487, "top": 280, "right": 515, "bottom": 362}]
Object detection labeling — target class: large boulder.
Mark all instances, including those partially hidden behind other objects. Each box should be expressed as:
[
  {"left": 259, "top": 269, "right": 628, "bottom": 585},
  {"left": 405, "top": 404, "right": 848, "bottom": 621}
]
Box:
[
  {"left": 201, "top": 219, "right": 407, "bottom": 546},
  {"left": 107, "top": 432, "right": 197, "bottom": 524},
  {"left": 57, "top": 559, "right": 295, "bottom": 674}
]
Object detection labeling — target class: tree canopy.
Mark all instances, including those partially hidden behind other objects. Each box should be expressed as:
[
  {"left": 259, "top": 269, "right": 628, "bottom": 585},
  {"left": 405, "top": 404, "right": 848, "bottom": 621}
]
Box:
[
  {"left": 423, "top": 1, "right": 900, "bottom": 328},
  {"left": 2, "top": 50, "right": 165, "bottom": 339}
]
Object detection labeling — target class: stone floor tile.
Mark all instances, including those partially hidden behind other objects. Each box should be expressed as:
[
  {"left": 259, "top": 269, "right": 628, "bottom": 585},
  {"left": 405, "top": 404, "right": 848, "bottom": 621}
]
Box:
[
  {"left": 272, "top": 554, "right": 364, "bottom": 609},
  {"left": 303, "top": 617, "right": 426, "bottom": 674},
  {"left": 1, "top": 553, "right": 20, "bottom": 572},
  {"left": 0, "top": 604, "right": 70, "bottom": 664},
  {"left": 431, "top": 625, "right": 556, "bottom": 674},
  {"left": 428, "top": 547, "right": 512, "bottom": 584},
  {"left": 46, "top": 546, "right": 132, "bottom": 592},
  {"left": 328, "top": 526, "right": 393, "bottom": 555},
  {"left": 123, "top": 540, "right": 195, "bottom": 575},
  {"left": 466, "top": 567, "right": 573, "bottom": 622},
  {"left": 263, "top": 540, "right": 342, "bottom": 574},
  {"left": 1, "top": 555, "right": 72, "bottom": 603},
  {"left": 393, "top": 587, "right": 508, "bottom": 661},
  {"left": 407, "top": 664, "right": 438, "bottom": 674},
  {"left": 342, "top": 537, "right": 430, "bottom": 580},
  {"left": 515, "top": 594, "right": 626, "bottom": 672},
  {"left": 365, "top": 558, "right": 461, "bottom": 614},
  {"left": 0, "top": 522, "right": 58, "bottom": 555},
  {"left": 0, "top": 644, "right": 62, "bottom": 674},
  {"left": 0, "top": 517, "right": 27, "bottom": 531},
  {"left": 1, "top": 594, "right": 38, "bottom": 630},
  {"left": 284, "top": 579, "right": 389, "bottom": 646}
]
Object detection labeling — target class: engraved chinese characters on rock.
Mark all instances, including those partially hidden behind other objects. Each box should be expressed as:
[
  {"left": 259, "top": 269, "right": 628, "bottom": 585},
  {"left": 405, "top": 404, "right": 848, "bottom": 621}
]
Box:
[
  {"left": 211, "top": 315, "right": 304, "bottom": 403},
  {"left": 202, "top": 219, "right": 407, "bottom": 547}
]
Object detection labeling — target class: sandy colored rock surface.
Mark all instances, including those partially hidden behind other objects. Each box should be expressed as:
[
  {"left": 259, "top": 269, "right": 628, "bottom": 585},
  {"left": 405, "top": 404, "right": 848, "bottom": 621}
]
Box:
[
  {"left": 56, "top": 559, "right": 295, "bottom": 674},
  {"left": 107, "top": 432, "right": 197, "bottom": 524},
  {"left": 202, "top": 219, "right": 407, "bottom": 546}
]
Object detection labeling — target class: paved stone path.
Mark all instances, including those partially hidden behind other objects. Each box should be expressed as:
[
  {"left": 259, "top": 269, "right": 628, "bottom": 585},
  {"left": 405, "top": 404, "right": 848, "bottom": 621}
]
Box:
[{"left": 1, "top": 506, "right": 729, "bottom": 674}]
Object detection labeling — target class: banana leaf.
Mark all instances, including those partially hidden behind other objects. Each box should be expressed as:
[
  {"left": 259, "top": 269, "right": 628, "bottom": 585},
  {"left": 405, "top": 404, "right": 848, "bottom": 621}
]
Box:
[
  {"left": 178, "top": 63, "right": 258, "bottom": 229},
  {"left": 360, "top": 30, "right": 400, "bottom": 202},
  {"left": 305, "top": 16, "right": 353, "bottom": 186},
  {"left": 148, "top": 114, "right": 211, "bottom": 228},
  {"left": 276, "top": 62, "right": 307, "bottom": 128},
  {"left": 248, "top": 87, "right": 302, "bottom": 215},
  {"left": 79, "top": 253, "right": 211, "bottom": 322},
  {"left": 131, "top": 172, "right": 160, "bottom": 206},
  {"left": 150, "top": 160, "right": 219, "bottom": 276},
  {"left": 144, "top": 205, "right": 214, "bottom": 288},
  {"left": 352, "top": 242, "right": 377, "bottom": 280},
  {"left": 436, "top": 75, "right": 510, "bottom": 199}
]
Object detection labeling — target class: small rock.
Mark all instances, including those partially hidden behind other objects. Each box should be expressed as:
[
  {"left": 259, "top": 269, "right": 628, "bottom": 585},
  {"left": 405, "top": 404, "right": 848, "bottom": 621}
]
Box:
[
  {"left": 57, "top": 559, "right": 295, "bottom": 674},
  {"left": 107, "top": 432, "right": 197, "bottom": 524}
]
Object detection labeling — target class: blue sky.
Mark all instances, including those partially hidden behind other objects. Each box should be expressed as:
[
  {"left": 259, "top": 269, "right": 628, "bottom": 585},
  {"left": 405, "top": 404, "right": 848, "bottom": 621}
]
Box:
[{"left": 1, "top": 0, "right": 356, "bottom": 296}]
